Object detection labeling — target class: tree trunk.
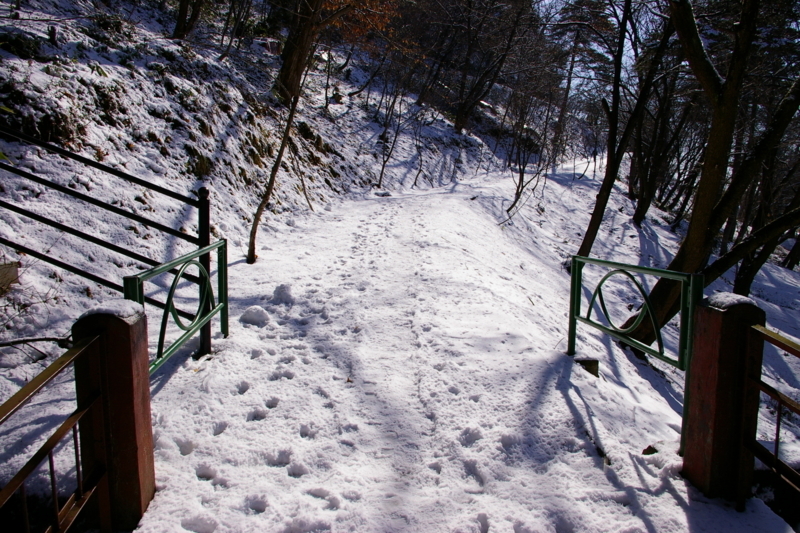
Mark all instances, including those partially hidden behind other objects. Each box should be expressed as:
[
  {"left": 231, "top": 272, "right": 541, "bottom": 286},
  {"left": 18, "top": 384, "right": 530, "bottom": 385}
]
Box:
[
  {"left": 782, "top": 237, "right": 800, "bottom": 270},
  {"left": 453, "top": 5, "right": 527, "bottom": 134},
  {"left": 620, "top": 0, "right": 763, "bottom": 345},
  {"left": 275, "top": 2, "right": 354, "bottom": 103},
  {"left": 173, "top": 0, "right": 191, "bottom": 39},
  {"left": 576, "top": 2, "right": 672, "bottom": 257},
  {"left": 275, "top": 0, "right": 323, "bottom": 103},
  {"left": 247, "top": 96, "right": 299, "bottom": 264},
  {"left": 552, "top": 30, "right": 579, "bottom": 163},
  {"left": 734, "top": 166, "right": 800, "bottom": 295}
]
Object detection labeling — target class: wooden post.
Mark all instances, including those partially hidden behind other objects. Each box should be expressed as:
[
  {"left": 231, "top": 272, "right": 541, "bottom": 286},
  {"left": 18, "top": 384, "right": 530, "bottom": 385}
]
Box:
[
  {"left": 682, "top": 294, "right": 765, "bottom": 506},
  {"left": 73, "top": 301, "right": 155, "bottom": 530}
]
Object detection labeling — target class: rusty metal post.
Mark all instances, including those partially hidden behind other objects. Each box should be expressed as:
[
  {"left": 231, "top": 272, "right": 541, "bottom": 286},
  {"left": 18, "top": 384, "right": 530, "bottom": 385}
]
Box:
[
  {"left": 73, "top": 301, "right": 155, "bottom": 530},
  {"left": 682, "top": 294, "right": 765, "bottom": 505}
]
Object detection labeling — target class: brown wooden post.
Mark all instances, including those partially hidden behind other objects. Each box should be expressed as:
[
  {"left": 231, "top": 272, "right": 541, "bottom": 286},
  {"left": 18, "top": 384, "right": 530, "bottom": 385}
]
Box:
[
  {"left": 682, "top": 294, "right": 765, "bottom": 506},
  {"left": 73, "top": 301, "right": 155, "bottom": 530}
]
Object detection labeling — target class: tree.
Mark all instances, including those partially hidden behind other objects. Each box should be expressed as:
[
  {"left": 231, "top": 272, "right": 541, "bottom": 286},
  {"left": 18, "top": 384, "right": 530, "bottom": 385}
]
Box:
[
  {"left": 173, "top": 0, "right": 206, "bottom": 39},
  {"left": 247, "top": 96, "right": 299, "bottom": 264},
  {"left": 274, "top": 0, "right": 394, "bottom": 103},
  {"left": 450, "top": 1, "right": 533, "bottom": 133},
  {"left": 624, "top": 0, "right": 800, "bottom": 344},
  {"left": 575, "top": 1, "right": 673, "bottom": 258}
]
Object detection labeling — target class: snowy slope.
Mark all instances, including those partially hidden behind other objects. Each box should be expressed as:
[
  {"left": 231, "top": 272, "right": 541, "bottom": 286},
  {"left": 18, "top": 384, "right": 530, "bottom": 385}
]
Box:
[{"left": 0, "top": 1, "right": 799, "bottom": 532}]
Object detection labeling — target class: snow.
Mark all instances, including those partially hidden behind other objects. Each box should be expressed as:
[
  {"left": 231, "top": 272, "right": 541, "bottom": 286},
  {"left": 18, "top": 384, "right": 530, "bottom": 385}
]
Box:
[
  {"left": 0, "top": 2, "right": 798, "bottom": 531},
  {"left": 239, "top": 305, "right": 270, "bottom": 327},
  {"left": 132, "top": 185, "right": 793, "bottom": 532},
  {"left": 78, "top": 298, "right": 144, "bottom": 322},
  {"left": 707, "top": 292, "right": 760, "bottom": 310}
]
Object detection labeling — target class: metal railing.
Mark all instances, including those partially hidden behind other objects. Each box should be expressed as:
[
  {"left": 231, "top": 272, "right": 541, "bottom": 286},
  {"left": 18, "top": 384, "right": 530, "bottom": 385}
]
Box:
[
  {"left": 567, "top": 256, "right": 704, "bottom": 370},
  {"left": 0, "top": 336, "right": 111, "bottom": 533},
  {"left": 0, "top": 127, "right": 215, "bottom": 354},
  {"left": 124, "top": 240, "right": 228, "bottom": 374},
  {"left": 747, "top": 324, "right": 800, "bottom": 493}
]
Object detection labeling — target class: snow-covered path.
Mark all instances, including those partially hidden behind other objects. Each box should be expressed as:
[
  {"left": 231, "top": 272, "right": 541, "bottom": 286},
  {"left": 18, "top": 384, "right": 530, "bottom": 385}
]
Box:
[{"left": 135, "top": 183, "right": 791, "bottom": 533}]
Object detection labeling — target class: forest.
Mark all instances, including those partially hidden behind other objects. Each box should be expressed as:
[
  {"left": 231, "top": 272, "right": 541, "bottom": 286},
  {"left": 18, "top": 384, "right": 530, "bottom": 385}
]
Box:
[
  {"left": 6, "top": 0, "right": 799, "bottom": 329},
  {"left": 15, "top": 0, "right": 800, "bottom": 326},
  {"left": 168, "top": 0, "right": 800, "bottom": 301}
]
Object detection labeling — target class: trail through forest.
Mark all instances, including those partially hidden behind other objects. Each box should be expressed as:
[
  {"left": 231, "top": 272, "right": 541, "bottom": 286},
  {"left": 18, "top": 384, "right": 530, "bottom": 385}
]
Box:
[{"left": 136, "top": 182, "right": 791, "bottom": 533}]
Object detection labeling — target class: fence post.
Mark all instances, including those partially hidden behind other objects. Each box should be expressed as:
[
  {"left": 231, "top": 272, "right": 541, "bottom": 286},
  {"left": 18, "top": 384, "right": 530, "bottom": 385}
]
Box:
[
  {"left": 682, "top": 294, "right": 765, "bottom": 507},
  {"left": 567, "top": 256, "right": 583, "bottom": 356},
  {"left": 198, "top": 186, "right": 211, "bottom": 356},
  {"left": 73, "top": 300, "right": 155, "bottom": 530}
]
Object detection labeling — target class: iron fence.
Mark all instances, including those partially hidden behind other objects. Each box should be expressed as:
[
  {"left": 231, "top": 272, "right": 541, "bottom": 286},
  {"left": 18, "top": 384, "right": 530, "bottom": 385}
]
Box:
[
  {"left": 567, "top": 255, "right": 703, "bottom": 370},
  {"left": 748, "top": 325, "right": 800, "bottom": 493},
  {"left": 0, "top": 336, "right": 111, "bottom": 533},
  {"left": 0, "top": 126, "right": 215, "bottom": 355},
  {"left": 124, "top": 240, "right": 228, "bottom": 374}
]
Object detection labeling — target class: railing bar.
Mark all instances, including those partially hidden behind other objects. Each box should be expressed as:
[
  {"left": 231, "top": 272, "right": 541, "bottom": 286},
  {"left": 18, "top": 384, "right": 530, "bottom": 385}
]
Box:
[
  {"left": 131, "top": 241, "right": 225, "bottom": 283},
  {"left": 754, "top": 379, "right": 800, "bottom": 415},
  {"left": 752, "top": 324, "right": 800, "bottom": 359},
  {"left": 0, "top": 236, "right": 125, "bottom": 293},
  {"left": 574, "top": 316, "right": 682, "bottom": 365},
  {"left": 48, "top": 482, "right": 99, "bottom": 533},
  {"left": 748, "top": 440, "right": 800, "bottom": 492},
  {"left": 21, "top": 482, "right": 30, "bottom": 533},
  {"left": 0, "top": 126, "right": 199, "bottom": 205},
  {"left": 48, "top": 450, "right": 59, "bottom": 529},
  {"left": 144, "top": 296, "right": 195, "bottom": 320},
  {"left": 572, "top": 255, "right": 693, "bottom": 281},
  {"left": 0, "top": 396, "right": 99, "bottom": 507},
  {"left": 149, "top": 303, "right": 224, "bottom": 374},
  {"left": 775, "top": 400, "right": 782, "bottom": 460},
  {"left": 56, "top": 492, "right": 77, "bottom": 525},
  {"left": 0, "top": 336, "right": 98, "bottom": 426},
  {"left": 73, "top": 426, "right": 83, "bottom": 498},
  {"left": 0, "top": 162, "right": 199, "bottom": 244},
  {"left": 0, "top": 199, "right": 199, "bottom": 276}
]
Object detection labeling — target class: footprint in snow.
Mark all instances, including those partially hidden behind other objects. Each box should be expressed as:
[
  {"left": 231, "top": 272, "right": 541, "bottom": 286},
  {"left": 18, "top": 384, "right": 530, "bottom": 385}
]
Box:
[
  {"left": 269, "top": 369, "right": 295, "bottom": 381},
  {"left": 176, "top": 438, "right": 197, "bottom": 456},
  {"left": 245, "top": 495, "right": 268, "bottom": 514},
  {"left": 287, "top": 463, "right": 310, "bottom": 478},
  {"left": 460, "top": 427, "right": 483, "bottom": 447},
  {"left": 236, "top": 381, "right": 250, "bottom": 395},
  {"left": 341, "top": 490, "right": 361, "bottom": 502},
  {"left": 181, "top": 515, "right": 218, "bottom": 533},
  {"left": 266, "top": 450, "right": 292, "bottom": 467},
  {"left": 307, "top": 488, "right": 340, "bottom": 510},
  {"left": 300, "top": 423, "right": 318, "bottom": 439},
  {"left": 196, "top": 464, "right": 216, "bottom": 481},
  {"left": 477, "top": 513, "right": 490, "bottom": 533},
  {"left": 247, "top": 408, "right": 268, "bottom": 421},
  {"left": 463, "top": 459, "right": 485, "bottom": 486}
]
